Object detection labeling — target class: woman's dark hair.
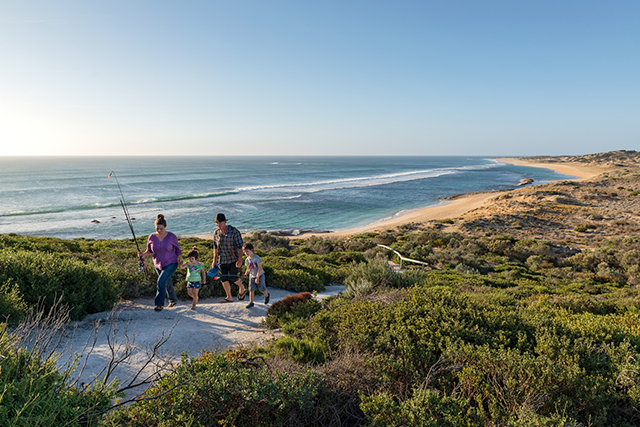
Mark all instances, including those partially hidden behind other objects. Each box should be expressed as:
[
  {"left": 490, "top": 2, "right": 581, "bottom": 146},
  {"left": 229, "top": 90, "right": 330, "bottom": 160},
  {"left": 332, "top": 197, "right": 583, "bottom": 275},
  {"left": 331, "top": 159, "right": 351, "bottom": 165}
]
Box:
[
  {"left": 155, "top": 214, "right": 167, "bottom": 227},
  {"left": 242, "top": 242, "right": 254, "bottom": 251},
  {"left": 187, "top": 246, "right": 199, "bottom": 259}
]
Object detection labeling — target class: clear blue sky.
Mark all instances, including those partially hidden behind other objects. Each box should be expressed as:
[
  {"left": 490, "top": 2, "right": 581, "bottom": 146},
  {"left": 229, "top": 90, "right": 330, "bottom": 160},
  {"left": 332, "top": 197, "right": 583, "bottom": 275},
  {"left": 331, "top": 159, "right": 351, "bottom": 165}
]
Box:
[{"left": 1, "top": 1, "right": 638, "bottom": 156}]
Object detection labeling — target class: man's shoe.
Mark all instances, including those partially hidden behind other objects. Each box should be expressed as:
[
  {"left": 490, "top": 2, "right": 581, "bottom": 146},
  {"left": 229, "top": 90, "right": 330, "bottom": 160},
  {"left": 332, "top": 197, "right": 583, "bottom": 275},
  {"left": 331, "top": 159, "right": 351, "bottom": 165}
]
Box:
[{"left": 245, "top": 302, "right": 254, "bottom": 309}]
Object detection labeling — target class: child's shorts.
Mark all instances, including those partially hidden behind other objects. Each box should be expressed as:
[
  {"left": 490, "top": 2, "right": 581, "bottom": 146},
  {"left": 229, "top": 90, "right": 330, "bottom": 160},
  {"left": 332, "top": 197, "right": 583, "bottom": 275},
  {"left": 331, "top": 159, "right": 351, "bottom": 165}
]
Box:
[
  {"left": 187, "top": 281, "right": 201, "bottom": 289},
  {"left": 248, "top": 274, "right": 266, "bottom": 293}
]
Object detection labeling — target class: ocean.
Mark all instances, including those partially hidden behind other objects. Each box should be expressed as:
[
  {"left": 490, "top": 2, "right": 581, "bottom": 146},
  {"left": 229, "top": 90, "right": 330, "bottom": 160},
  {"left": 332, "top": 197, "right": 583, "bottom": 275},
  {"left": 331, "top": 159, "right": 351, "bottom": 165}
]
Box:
[{"left": 0, "top": 156, "right": 575, "bottom": 240}]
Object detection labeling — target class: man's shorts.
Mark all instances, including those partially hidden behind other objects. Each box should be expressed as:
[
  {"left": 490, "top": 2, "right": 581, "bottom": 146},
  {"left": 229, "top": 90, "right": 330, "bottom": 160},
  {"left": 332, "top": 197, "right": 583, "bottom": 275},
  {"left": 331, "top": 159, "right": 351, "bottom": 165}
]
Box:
[
  {"left": 187, "top": 281, "right": 201, "bottom": 289},
  {"left": 219, "top": 263, "right": 240, "bottom": 282}
]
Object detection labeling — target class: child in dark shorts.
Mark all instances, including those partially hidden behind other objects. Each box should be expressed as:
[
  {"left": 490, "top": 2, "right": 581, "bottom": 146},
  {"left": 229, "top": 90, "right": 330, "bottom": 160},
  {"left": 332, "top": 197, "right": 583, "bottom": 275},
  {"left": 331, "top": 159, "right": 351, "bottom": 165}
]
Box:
[
  {"left": 242, "top": 243, "right": 269, "bottom": 309},
  {"left": 184, "top": 247, "right": 206, "bottom": 310}
]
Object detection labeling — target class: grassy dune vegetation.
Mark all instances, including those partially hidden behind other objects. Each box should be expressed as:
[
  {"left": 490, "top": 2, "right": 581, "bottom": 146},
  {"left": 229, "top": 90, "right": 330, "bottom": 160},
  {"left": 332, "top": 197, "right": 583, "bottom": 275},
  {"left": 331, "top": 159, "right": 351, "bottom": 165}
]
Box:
[{"left": 2, "top": 151, "right": 640, "bottom": 426}]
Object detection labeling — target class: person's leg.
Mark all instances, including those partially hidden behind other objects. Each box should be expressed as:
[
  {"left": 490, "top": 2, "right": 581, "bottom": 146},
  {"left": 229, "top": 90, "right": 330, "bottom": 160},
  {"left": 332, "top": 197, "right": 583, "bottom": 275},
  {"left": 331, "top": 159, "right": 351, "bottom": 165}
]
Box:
[
  {"left": 225, "top": 263, "right": 245, "bottom": 298},
  {"left": 258, "top": 275, "right": 269, "bottom": 304},
  {"left": 187, "top": 287, "right": 194, "bottom": 300},
  {"left": 218, "top": 263, "right": 233, "bottom": 301},
  {"left": 221, "top": 281, "right": 232, "bottom": 301},
  {"left": 163, "top": 263, "right": 178, "bottom": 305},
  {"left": 154, "top": 268, "right": 166, "bottom": 307},
  {"left": 192, "top": 288, "right": 199, "bottom": 309},
  {"left": 245, "top": 278, "right": 257, "bottom": 308},
  {"left": 235, "top": 278, "right": 246, "bottom": 298}
]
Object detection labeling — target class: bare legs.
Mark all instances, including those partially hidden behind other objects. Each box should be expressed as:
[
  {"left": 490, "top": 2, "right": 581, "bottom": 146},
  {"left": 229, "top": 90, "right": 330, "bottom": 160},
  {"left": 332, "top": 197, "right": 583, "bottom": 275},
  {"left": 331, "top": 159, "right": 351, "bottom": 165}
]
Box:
[
  {"left": 220, "top": 279, "right": 246, "bottom": 302},
  {"left": 187, "top": 287, "right": 199, "bottom": 309}
]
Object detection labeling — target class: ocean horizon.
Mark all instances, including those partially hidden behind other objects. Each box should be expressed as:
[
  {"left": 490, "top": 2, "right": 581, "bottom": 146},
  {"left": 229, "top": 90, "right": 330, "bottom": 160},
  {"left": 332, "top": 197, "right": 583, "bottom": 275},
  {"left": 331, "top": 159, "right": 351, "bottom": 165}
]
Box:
[{"left": 0, "top": 156, "right": 576, "bottom": 240}]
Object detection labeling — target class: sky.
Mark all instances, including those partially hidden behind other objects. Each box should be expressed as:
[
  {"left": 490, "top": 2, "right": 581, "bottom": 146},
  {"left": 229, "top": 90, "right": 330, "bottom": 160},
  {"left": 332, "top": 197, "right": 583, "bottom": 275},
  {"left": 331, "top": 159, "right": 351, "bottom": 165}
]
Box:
[{"left": 0, "top": 1, "right": 638, "bottom": 157}]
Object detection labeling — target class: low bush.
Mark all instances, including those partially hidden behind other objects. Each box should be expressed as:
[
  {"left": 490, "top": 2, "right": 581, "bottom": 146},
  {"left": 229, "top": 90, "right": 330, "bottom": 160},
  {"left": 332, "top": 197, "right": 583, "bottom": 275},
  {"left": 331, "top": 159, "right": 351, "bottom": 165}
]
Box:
[
  {"left": 343, "top": 258, "right": 404, "bottom": 296},
  {"left": 263, "top": 251, "right": 353, "bottom": 291},
  {"left": 0, "top": 279, "right": 28, "bottom": 322},
  {"left": 265, "top": 292, "right": 318, "bottom": 329},
  {"left": 270, "top": 336, "right": 327, "bottom": 364},
  {"left": 245, "top": 231, "right": 291, "bottom": 252},
  {"left": 272, "top": 268, "right": 324, "bottom": 291},
  {"left": 301, "top": 283, "right": 640, "bottom": 426},
  {"left": 0, "top": 250, "right": 119, "bottom": 320},
  {"left": 0, "top": 323, "right": 118, "bottom": 427},
  {"left": 105, "top": 351, "right": 325, "bottom": 427}
]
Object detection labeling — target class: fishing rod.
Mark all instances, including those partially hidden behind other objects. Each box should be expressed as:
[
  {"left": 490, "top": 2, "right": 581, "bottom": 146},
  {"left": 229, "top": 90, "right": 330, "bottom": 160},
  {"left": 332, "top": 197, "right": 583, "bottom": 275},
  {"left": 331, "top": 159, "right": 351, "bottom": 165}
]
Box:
[{"left": 108, "top": 171, "right": 150, "bottom": 279}]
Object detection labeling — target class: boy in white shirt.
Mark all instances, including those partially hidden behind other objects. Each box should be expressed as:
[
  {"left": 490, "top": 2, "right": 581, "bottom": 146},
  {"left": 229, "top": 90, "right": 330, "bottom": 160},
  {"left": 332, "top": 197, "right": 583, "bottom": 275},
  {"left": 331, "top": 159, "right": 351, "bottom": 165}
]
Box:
[{"left": 242, "top": 243, "right": 270, "bottom": 309}]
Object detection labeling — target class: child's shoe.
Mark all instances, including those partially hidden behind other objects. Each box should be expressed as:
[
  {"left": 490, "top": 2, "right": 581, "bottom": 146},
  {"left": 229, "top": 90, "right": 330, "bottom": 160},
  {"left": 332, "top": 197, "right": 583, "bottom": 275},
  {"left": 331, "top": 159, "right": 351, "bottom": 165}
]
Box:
[
  {"left": 264, "top": 294, "right": 270, "bottom": 304},
  {"left": 245, "top": 302, "right": 254, "bottom": 309}
]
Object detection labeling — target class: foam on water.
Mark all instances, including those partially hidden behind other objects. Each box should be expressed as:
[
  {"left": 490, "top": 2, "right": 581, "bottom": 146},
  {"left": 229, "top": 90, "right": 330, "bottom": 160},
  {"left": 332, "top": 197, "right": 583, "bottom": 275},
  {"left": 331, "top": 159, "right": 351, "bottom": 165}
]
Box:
[{"left": 0, "top": 156, "right": 576, "bottom": 239}]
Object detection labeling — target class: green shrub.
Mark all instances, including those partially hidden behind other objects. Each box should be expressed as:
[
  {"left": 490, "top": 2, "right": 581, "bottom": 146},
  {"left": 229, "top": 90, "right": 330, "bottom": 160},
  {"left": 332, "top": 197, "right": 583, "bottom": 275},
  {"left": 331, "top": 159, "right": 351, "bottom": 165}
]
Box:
[
  {"left": 264, "top": 252, "right": 351, "bottom": 291},
  {"left": 244, "top": 231, "right": 291, "bottom": 252},
  {"left": 342, "top": 278, "right": 375, "bottom": 299},
  {"left": 344, "top": 258, "right": 404, "bottom": 295},
  {"left": 269, "top": 247, "right": 291, "bottom": 257},
  {"left": 106, "top": 351, "right": 324, "bottom": 427},
  {"left": 303, "top": 283, "right": 640, "bottom": 426},
  {"left": 0, "top": 279, "right": 28, "bottom": 322},
  {"left": 271, "top": 336, "right": 327, "bottom": 364},
  {"left": 360, "top": 388, "right": 482, "bottom": 427},
  {"left": 265, "top": 292, "right": 320, "bottom": 329},
  {"left": 0, "top": 324, "right": 118, "bottom": 427},
  {"left": 0, "top": 250, "right": 119, "bottom": 319},
  {"left": 272, "top": 269, "right": 324, "bottom": 291}
]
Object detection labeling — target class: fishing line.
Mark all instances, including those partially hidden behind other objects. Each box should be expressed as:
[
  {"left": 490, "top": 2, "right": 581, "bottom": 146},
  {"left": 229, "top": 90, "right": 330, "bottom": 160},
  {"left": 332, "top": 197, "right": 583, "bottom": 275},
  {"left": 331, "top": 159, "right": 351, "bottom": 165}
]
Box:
[{"left": 108, "top": 171, "right": 150, "bottom": 279}]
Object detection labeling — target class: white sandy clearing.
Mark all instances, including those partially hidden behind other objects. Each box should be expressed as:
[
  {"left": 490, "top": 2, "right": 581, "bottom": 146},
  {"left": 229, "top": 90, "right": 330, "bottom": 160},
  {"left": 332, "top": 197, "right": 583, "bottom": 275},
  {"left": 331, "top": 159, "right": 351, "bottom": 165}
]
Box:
[{"left": 56, "top": 285, "right": 344, "bottom": 400}]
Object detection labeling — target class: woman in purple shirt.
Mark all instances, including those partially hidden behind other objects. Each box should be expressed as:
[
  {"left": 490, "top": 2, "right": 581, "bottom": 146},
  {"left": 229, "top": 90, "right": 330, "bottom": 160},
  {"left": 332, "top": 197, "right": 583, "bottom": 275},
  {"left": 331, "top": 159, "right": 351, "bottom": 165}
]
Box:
[{"left": 139, "top": 214, "right": 182, "bottom": 311}]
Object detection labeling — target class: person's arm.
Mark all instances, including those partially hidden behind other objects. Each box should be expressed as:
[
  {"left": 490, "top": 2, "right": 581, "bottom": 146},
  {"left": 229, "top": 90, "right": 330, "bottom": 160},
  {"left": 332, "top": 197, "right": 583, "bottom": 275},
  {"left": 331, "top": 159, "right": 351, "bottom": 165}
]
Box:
[
  {"left": 211, "top": 234, "right": 219, "bottom": 268},
  {"left": 173, "top": 235, "right": 182, "bottom": 264},
  {"left": 255, "top": 261, "right": 263, "bottom": 284},
  {"left": 212, "top": 248, "right": 219, "bottom": 268},
  {"left": 200, "top": 263, "right": 206, "bottom": 283},
  {"left": 236, "top": 247, "right": 243, "bottom": 268},
  {"left": 234, "top": 229, "right": 243, "bottom": 268},
  {"left": 138, "top": 236, "right": 153, "bottom": 258}
]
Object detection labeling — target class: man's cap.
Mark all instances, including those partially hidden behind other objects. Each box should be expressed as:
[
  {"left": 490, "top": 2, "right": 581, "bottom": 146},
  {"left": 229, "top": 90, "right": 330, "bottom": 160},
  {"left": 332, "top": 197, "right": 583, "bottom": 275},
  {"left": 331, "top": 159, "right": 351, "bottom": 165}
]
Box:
[{"left": 214, "top": 213, "right": 227, "bottom": 223}]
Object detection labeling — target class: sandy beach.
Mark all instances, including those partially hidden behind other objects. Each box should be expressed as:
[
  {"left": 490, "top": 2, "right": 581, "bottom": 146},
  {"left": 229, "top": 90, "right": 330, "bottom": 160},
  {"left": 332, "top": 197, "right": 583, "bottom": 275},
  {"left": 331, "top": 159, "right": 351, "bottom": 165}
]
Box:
[
  {"left": 292, "top": 158, "right": 609, "bottom": 238},
  {"left": 494, "top": 158, "right": 608, "bottom": 180}
]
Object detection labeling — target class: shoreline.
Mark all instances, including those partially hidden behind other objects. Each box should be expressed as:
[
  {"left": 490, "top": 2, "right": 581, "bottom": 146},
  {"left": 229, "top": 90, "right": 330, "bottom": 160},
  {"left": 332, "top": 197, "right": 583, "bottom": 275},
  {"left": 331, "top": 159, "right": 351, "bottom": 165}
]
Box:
[
  {"left": 290, "top": 158, "right": 609, "bottom": 239},
  {"left": 493, "top": 157, "right": 607, "bottom": 180},
  {"left": 189, "top": 158, "right": 611, "bottom": 241}
]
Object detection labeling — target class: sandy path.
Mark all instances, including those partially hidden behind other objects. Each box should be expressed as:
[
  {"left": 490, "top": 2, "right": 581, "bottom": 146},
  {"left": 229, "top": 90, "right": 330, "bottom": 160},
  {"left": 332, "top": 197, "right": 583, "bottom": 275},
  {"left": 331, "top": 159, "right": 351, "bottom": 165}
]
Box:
[{"left": 57, "top": 285, "right": 344, "bottom": 399}]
